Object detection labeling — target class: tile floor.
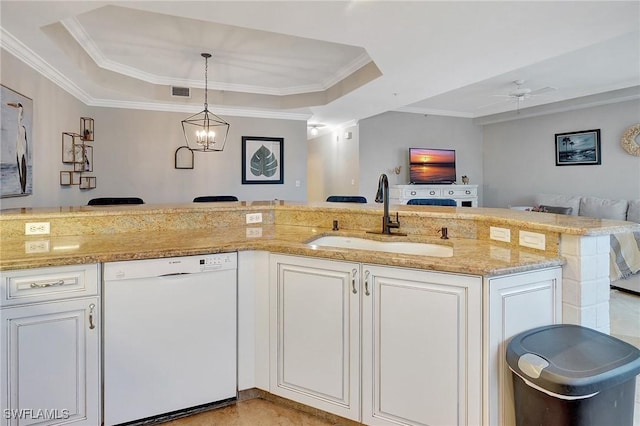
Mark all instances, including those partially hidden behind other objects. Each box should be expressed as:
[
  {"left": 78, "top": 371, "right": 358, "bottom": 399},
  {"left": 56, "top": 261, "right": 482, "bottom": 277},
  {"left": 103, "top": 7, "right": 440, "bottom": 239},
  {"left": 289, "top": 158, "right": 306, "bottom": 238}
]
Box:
[
  {"left": 610, "top": 289, "right": 640, "bottom": 426},
  {"left": 165, "top": 289, "right": 640, "bottom": 426}
]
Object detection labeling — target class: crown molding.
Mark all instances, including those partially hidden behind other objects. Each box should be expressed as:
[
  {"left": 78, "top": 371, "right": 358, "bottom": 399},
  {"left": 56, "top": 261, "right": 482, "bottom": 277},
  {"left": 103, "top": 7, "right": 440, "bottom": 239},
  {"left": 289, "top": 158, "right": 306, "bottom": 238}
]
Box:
[
  {"left": 394, "top": 106, "right": 475, "bottom": 118},
  {"left": 0, "top": 27, "right": 93, "bottom": 104},
  {"left": 473, "top": 87, "right": 640, "bottom": 125},
  {"left": 2, "top": 27, "right": 311, "bottom": 121},
  {"left": 87, "top": 98, "right": 312, "bottom": 120},
  {"left": 61, "top": 17, "right": 369, "bottom": 97}
]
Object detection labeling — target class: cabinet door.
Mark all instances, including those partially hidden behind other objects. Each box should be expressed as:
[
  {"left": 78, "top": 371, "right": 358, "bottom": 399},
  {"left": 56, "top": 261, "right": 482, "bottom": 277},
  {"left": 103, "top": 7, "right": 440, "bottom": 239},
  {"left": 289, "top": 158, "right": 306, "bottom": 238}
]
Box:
[
  {"left": 269, "top": 255, "right": 360, "bottom": 421},
  {"left": 0, "top": 297, "right": 100, "bottom": 426},
  {"left": 362, "top": 265, "right": 482, "bottom": 426},
  {"left": 485, "top": 267, "right": 562, "bottom": 426}
]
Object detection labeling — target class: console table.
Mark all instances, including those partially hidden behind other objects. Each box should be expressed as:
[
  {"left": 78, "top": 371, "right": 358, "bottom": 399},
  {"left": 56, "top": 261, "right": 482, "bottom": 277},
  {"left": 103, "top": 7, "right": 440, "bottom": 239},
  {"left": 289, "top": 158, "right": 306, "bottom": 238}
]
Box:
[{"left": 390, "top": 184, "right": 478, "bottom": 207}]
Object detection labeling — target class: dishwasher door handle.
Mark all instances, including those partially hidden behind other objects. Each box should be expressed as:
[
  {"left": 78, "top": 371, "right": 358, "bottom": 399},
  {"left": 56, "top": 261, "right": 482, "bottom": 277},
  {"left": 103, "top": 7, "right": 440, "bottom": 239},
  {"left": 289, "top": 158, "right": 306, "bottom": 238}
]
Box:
[{"left": 157, "top": 272, "right": 192, "bottom": 278}]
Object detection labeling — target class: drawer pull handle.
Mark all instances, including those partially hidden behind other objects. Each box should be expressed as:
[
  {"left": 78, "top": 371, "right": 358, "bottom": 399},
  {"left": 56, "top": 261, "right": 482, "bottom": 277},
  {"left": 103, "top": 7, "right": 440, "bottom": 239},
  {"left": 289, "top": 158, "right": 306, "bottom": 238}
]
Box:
[
  {"left": 448, "top": 191, "right": 454, "bottom": 195},
  {"left": 364, "top": 270, "right": 371, "bottom": 296},
  {"left": 351, "top": 268, "right": 358, "bottom": 294},
  {"left": 88, "top": 303, "right": 96, "bottom": 330},
  {"left": 29, "top": 280, "right": 65, "bottom": 289},
  {"left": 410, "top": 191, "right": 416, "bottom": 196},
  {"left": 466, "top": 190, "right": 471, "bottom": 194},
  {"left": 429, "top": 191, "right": 435, "bottom": 195}
]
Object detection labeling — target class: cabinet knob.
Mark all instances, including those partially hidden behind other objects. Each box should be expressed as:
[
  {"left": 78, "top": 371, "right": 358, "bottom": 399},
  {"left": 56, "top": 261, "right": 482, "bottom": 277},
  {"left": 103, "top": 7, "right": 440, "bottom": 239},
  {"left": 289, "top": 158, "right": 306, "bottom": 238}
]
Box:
[
  {"left": 466, "top": 190, "right": 471, "bottom": 195},
  {"left": 448, "top": 191, "right": 454, "bottom": 195},
  {"left": 429, "top": 191, "right": 435, "bottom": 195},
  {"left": 410, "top": 191, "right": 416, "bottom": 196}
]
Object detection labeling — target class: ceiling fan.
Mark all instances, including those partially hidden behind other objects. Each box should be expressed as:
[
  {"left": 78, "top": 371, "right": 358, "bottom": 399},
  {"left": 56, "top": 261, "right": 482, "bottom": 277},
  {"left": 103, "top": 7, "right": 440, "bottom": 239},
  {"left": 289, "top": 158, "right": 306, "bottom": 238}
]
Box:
[{"left": 480, "top": 80, "right": 557, "bottom": 112}]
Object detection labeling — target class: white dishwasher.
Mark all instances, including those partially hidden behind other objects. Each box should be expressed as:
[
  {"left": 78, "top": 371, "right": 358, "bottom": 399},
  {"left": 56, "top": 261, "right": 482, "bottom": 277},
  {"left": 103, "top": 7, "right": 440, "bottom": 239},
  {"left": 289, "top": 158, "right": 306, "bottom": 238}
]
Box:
[{"left": 103, "top": 253, "right": 237, "bottom": 425}]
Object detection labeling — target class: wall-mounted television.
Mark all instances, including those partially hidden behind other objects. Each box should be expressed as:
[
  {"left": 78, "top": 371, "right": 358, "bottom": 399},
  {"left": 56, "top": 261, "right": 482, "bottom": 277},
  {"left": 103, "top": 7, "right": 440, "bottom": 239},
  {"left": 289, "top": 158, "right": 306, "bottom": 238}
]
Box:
[{"left": 409, "top": 148, "right": 456, "bottom": 184}]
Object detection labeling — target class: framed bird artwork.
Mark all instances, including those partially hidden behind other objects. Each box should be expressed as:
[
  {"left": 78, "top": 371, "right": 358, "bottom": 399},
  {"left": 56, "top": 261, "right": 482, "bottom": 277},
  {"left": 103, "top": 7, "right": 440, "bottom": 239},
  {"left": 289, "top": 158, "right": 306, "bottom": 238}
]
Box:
[{"left": 1, "top": 85, "right": 33, "bottom": 197}]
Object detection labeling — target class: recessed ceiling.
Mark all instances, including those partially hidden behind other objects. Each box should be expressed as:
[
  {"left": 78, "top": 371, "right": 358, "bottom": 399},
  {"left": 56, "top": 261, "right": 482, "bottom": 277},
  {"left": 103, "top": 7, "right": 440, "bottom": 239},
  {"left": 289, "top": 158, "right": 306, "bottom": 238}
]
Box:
[{"left": 1, "top": 1, "right": 639, "bottom": 128}]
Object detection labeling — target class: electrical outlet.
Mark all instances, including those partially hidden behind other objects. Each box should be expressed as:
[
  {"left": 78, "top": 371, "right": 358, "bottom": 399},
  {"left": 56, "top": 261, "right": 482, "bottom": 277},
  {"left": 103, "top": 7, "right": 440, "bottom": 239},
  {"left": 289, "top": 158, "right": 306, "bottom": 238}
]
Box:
[
  {"left": 246, "top": 227, "right": 263, "bottom": 238},
  {"left": 25, "top": 240, "right": 50, "bottom": 253},
  {"left": 490, "top": 226, "right": 511, "bottom": 242},
  {"left": 246, "top": 213, "right": 262, "bottom": 224},
  {"left": 25, "top": 222, "right": 50, "bottom": 235}
]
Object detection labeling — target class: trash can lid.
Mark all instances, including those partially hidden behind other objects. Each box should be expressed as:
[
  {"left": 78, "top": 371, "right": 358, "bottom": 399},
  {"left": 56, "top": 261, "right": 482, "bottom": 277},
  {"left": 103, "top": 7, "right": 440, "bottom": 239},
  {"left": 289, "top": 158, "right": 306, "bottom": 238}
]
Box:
[{"left": 506, "top": 324, "right": 640, "bottom": 397}]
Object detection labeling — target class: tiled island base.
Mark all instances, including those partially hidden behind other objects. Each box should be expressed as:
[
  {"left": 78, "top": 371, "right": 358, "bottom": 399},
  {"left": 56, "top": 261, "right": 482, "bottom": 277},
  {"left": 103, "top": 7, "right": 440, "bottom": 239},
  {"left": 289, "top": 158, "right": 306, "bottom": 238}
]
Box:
[{"left": 560, "top": 234, "right": 612, "bottom": 333}]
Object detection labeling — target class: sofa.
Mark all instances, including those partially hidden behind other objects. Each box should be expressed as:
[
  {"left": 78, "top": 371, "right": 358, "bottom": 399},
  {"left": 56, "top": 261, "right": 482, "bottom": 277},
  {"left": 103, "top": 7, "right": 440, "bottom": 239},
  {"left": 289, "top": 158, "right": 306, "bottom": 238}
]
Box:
[{"left": 534, "top": 194, "right": 640, "bottom": 294}]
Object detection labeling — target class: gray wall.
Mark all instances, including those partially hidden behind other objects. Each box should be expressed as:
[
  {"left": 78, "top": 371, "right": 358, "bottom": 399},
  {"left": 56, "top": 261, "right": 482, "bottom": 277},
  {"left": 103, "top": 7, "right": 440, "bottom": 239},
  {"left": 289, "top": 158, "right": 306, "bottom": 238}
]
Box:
[
  {"left": 1, "top": 50, "right": 307, "bottom": 209},
  {"left": 482, "top": 100, "right": 640, "bottom": 208},
  {"left": 358, "top": 112, "right": 484, "bottom": 204}
]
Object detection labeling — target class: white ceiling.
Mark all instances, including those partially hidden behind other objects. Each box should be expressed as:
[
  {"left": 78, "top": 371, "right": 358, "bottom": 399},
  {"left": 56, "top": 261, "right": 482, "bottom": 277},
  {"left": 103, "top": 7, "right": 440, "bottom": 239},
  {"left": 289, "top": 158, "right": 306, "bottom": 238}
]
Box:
[{"left": 1, "top": 1, "right": 639, "bottom": 131}]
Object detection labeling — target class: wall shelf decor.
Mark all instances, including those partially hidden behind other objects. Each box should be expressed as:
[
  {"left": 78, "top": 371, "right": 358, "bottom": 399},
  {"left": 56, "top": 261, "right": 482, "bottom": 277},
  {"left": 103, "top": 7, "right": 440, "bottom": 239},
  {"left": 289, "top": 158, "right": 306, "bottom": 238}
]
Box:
[
  {"left": 174, "top": 146, "right": 194, "bottom": 169},
  {"left": 60, "top": 171, "right": 81, "bottom": 186},
  {"left": 62, "top": 132, "right": 83, "bottom": 164},
  {"left": 81, "top": 117, "right": 94, "bottom": 141},
  {"left": 79, "top": 176, "right": 96, "bottom": 189},
  {"left": 60, "top": 118, "right": 96, "bottom": 190}
]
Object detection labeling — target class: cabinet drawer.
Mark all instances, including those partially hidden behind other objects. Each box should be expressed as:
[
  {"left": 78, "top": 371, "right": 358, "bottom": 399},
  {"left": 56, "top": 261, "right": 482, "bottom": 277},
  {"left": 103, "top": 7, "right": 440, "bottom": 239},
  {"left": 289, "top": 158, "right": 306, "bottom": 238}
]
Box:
[
  {"left": 443, "top": 187, "right": 477, "bottom": 197},
  {"left": 403, "top": 188, "right": 442, "bottom": 198},
  {"left": 1, "top": 264, "right": 99, "bottom": 306}
]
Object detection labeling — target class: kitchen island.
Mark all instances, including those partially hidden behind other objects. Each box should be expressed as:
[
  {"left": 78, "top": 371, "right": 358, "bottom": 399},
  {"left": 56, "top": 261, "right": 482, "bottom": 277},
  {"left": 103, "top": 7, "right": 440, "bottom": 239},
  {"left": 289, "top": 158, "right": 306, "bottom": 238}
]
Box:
[
  {"left": 2, "top": 200, "right": 635, "bottom": 272},
  {"left": 1, "top": 202, "right": 638, "bottom": 426}
]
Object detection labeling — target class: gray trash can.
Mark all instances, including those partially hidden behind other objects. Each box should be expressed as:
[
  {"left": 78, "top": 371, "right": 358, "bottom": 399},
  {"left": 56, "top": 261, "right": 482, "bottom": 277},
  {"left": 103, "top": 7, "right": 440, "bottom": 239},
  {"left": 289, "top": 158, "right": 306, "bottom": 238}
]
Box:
[{"left": 506, "top": 324, "right": 640, "bottom": 426}]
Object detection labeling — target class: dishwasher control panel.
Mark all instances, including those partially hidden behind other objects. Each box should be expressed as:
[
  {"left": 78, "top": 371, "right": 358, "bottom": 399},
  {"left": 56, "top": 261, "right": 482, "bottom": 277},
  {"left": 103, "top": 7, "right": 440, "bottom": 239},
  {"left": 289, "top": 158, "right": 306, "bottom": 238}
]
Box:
[
  {"left": 104, "top": 253, "right": 237, "bottom": 281},
  {"left": 199, "top": 254, "right": 236, "bottom": 272}
]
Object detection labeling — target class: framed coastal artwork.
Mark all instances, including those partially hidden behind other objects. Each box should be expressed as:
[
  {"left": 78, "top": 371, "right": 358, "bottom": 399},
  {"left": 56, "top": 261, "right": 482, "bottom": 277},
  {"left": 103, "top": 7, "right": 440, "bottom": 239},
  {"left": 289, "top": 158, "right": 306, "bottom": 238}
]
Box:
[
  {"left": 555, "top": 129, "right": 601, "bottom": 166},
  {"left": 1, "top": 85, "right": 33, "bottom": 197},
  {"left": 241, "top": 136, "right": 284, "bottom": 184}
]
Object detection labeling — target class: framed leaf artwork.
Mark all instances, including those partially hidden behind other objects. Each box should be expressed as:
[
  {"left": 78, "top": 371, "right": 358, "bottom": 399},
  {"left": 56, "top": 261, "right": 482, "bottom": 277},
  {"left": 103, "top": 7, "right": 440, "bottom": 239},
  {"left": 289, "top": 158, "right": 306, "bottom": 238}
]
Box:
[{"left": 241, "top": 136, "right": 284, "bottom": 184}]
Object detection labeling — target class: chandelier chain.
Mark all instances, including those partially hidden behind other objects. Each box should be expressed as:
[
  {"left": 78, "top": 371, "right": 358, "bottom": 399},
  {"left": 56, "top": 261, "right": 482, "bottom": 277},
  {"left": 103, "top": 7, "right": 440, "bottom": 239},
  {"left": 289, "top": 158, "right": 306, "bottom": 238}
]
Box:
[{"left": 204, "top": 55, "right": 208, "bottom": 109}]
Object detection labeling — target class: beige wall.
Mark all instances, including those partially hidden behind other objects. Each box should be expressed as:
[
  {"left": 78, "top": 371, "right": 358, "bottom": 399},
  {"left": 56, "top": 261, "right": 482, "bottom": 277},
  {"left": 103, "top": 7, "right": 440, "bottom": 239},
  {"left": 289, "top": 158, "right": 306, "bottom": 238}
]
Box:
[
  {"left": 1, "top": 50, "right": 307, "bottom": 209},
  {"left": 307, "top": 124, "right": 360, "bottom": 202}
]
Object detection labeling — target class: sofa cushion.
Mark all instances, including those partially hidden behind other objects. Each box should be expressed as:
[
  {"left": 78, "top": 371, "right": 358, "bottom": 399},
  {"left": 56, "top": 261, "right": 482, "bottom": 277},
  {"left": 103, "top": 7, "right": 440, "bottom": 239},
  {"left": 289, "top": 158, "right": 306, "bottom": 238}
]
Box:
[
  {"left": 534, "top": 194, "right": 581, "bottom": 216},
  {"left": 627, "top": 200, "right": 640, "bottom": 223},
  {"left": 539, "top": 205, "right": 573, "bottom": 215},
  {"left": 580, "top": 197, "right": 629, "bottom": 221}
]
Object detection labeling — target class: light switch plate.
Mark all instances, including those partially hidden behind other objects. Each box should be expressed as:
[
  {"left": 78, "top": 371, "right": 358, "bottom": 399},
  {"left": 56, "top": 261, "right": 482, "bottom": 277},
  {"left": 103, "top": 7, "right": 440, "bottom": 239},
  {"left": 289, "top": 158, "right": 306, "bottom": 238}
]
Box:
[
  {"left": 490, "top": 226, "right": 511, "bottom": 242},
  {"left": 519, "top": 230, "right": 546, "bottom": 250}
]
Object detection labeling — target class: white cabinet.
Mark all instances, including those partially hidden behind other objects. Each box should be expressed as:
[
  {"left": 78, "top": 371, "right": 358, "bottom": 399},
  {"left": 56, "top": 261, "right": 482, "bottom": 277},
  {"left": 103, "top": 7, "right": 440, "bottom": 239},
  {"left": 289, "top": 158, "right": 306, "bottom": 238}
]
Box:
[
  {"left": 390, "top": 184, "right": 478, "bottom": 207},
  {"left": 269, "top": 255, "right": 360, "bottom": 420},
  {"left": 485, "top": 268, "right": 562, "bottom": 426},
  {"left": 269, "top": 255, "right": 562, "bottom": 426},
  {"left": 269, "top": 255, "right": 483, "bottom": 425},
  {"left": 0, "top": 265, "right": 100, "bottom": 426},
  {"left": 361, "top": 265, "right": 482, "bottom": 426}
]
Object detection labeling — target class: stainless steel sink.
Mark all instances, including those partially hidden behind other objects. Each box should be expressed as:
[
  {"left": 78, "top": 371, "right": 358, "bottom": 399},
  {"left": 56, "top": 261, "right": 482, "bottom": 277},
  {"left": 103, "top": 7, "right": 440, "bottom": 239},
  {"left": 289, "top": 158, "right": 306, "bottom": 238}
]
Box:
[{"left": 308, "top": 236, "right": 453, "bottom": 257}]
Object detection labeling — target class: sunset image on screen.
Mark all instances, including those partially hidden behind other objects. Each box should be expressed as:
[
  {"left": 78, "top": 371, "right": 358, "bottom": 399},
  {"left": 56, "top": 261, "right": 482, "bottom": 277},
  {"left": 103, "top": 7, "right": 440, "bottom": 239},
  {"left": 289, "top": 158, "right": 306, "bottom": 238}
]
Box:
[
  {"left": 409, "top": 148, "right": 456, "bottom": 184},
  {"left": 410, "top": 149, "right": 455, "bottom": 164}
]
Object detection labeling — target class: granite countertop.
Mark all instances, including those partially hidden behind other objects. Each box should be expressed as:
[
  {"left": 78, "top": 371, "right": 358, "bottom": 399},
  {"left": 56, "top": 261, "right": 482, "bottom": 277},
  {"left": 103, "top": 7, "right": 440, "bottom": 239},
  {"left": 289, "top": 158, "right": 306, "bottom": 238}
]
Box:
[
  {"left": 3, "top": 201, "right": 638, "bottom": 276},
  {"left": 0, "top": 224, "right": 563, "bottom": 277}
]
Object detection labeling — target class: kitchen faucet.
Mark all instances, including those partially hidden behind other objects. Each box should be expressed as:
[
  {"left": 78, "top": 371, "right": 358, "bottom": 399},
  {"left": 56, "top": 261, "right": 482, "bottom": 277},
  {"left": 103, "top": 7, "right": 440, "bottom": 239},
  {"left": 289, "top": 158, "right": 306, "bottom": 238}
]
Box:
[{"left": 370, "top": 173, "right": 406, "bottom": 236}]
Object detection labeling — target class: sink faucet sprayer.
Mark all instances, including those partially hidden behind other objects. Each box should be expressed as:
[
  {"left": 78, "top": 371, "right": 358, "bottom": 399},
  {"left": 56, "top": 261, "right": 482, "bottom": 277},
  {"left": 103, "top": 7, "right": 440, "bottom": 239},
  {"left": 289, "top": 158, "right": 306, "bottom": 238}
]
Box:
[{"left": 370, "top": 173, "right": 406, "bottom": 236}]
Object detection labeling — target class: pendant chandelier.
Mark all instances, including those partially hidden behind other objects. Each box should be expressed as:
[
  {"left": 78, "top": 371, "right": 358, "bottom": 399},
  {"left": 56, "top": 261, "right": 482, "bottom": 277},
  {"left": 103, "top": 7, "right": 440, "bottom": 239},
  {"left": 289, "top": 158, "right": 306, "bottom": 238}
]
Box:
[{"left": 181, "top": 53, "right": 230, "bottom": 152}]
